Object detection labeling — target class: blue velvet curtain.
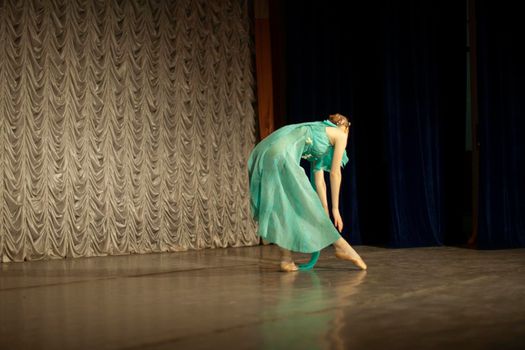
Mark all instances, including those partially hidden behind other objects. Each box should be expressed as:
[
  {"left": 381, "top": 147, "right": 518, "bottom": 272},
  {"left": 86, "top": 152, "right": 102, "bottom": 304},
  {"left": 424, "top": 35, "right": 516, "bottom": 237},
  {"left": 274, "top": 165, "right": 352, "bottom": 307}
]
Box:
[
  {"left": 283, "top": 1, "right": 465, "bottom": 247},
  {"left": 382, "top": 2, "right": 466, "bottom": 247},
  {"left": 476, "top": 2, "right": 525, "bottom": 248}
]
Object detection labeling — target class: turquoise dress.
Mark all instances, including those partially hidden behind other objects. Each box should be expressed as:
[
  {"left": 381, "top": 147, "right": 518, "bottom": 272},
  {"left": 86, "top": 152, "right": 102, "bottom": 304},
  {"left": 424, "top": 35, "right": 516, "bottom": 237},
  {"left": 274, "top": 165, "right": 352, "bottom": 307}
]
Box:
[{"left": 248, "top": 120, "right": 349, "bottom": 253}]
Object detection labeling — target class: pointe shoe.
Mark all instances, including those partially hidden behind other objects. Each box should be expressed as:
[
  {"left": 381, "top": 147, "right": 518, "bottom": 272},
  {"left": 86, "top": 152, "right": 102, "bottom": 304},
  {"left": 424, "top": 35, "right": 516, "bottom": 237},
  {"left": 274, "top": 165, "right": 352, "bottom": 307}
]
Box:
[
  {"left": 334, "top": 251, "right": 368, "bottom": 270},
  {"left": 280, "top": 261, "right": 299, "bottom": 272}
]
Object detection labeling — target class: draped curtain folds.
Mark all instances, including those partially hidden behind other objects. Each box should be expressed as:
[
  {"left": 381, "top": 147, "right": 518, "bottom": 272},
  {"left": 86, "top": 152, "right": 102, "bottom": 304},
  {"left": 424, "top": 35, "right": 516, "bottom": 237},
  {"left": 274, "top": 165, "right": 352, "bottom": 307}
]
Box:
[
  {"left": 0, "top": 0, "right": 258, "bottom": 263},
  {"left": 476, "top": 2, "right": 525, "bottom": 248},
  {"left": 383, "top": 2, "right": 466, "bottom": 247},
  {"left": 284, "top": 1, "right": 465, "bottom": 247}
]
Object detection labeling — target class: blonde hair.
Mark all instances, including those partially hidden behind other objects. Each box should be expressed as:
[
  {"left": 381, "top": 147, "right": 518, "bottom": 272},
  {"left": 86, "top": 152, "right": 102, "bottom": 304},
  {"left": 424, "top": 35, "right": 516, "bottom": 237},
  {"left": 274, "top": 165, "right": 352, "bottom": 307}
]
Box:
[{"left": 328, "top": 113, "right": 350, "bottom": 128}]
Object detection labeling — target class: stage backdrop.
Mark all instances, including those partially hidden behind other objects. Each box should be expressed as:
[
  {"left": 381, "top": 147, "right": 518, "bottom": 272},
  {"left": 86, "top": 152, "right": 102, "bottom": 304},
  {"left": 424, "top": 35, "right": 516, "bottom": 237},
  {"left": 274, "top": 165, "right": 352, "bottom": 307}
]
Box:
[
  {"left": 283, "top": 1, "right": 465, "bottom": 247},
  {"left": 476, "top": 1, "right": 525, "bottom": 248},
  {"left": 0, "top": 0, "right": 258, "bottom": 262}
]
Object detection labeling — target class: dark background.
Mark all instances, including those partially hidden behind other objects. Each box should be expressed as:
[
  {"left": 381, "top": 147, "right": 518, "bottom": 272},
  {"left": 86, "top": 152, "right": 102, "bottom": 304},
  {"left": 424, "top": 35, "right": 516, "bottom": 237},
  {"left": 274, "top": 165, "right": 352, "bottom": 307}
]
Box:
[{"left": 264, "top": 0, "right": 524, "bottom": 249}]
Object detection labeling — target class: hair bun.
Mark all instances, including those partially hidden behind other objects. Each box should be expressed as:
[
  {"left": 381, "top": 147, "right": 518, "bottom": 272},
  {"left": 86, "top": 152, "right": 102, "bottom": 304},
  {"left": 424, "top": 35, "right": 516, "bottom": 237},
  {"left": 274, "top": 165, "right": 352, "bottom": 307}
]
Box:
[{"left": 328, "top": 113, "right": 350, "bottom": 128}]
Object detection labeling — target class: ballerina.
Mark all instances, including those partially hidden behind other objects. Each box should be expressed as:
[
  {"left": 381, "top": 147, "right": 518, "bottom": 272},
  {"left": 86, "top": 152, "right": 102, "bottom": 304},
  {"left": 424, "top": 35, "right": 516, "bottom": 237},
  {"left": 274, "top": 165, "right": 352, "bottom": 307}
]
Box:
[{"left": 248, "top": 113, "right": 367, "bottom": 272}]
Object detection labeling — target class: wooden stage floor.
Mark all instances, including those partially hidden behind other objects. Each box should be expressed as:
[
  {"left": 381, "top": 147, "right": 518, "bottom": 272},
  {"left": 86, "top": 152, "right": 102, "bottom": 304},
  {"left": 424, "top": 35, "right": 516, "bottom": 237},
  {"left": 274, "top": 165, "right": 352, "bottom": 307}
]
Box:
[{"left": 1, "top": 245, "right": 524, "bottom": 349}]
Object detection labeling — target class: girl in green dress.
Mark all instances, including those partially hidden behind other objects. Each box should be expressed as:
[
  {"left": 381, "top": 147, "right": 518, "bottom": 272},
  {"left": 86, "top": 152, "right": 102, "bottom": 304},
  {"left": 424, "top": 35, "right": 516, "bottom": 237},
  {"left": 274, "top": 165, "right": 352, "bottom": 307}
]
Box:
[{"left": 248, "top": 113, "right": 367, "bottom": 271}]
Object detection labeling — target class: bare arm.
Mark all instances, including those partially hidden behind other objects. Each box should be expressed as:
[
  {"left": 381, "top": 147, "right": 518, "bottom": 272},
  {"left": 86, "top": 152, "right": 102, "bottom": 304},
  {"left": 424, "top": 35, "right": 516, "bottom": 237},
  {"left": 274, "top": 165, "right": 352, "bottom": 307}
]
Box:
[
  {"left": 314, "top": 169, "right": 329, "bottom": 216},
  {"left": 329, "top": 129, "right": 347, "bottom": 232}
]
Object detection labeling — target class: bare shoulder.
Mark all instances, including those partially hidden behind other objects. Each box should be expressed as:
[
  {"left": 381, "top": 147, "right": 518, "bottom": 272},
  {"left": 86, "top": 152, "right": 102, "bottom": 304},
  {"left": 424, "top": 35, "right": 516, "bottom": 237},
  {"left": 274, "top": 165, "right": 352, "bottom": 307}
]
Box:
[{"left": 326, "top": 126, "right": 347, "bottom": 145}]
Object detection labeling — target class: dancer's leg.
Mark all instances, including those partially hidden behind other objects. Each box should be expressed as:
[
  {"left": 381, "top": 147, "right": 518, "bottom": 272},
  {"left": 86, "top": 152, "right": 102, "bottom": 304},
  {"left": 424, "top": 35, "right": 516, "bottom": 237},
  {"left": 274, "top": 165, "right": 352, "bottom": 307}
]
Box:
[
  {"left": 279, "top": 247, "right": 298, "bottom": 272},
  {"left": 333, "top": 238, "right": 367, "bottom": 270}
]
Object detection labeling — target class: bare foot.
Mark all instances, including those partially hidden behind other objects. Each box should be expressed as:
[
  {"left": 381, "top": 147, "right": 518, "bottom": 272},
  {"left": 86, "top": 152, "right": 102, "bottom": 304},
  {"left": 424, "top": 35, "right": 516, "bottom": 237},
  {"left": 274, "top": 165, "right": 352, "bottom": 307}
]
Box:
[
  {"left": 280, "top": 261, "right": 298, "bottom": 272},
  {"left": 334, "top": 249, "right": 367, "bottom": 270},
  {"left": 279, "top": 247, "right": 298, "bottom": 272},
  {"left": 333, "top": 238, "right": 367, "bottom": 270}
]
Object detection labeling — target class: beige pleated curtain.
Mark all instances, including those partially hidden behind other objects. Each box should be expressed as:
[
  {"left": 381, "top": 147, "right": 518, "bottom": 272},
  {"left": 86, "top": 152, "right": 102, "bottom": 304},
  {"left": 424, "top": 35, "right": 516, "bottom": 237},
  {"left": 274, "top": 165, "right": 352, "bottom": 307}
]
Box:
[{"left": 0, "top": 0, "right": 258, "bottom": 262}]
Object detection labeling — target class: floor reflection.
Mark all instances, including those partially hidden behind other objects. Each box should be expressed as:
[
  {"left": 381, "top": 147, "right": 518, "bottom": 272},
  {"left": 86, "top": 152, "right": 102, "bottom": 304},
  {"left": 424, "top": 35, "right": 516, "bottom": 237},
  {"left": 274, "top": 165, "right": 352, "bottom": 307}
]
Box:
[{"left": 261, "top": 270, "right": 366, "bottom": 349}]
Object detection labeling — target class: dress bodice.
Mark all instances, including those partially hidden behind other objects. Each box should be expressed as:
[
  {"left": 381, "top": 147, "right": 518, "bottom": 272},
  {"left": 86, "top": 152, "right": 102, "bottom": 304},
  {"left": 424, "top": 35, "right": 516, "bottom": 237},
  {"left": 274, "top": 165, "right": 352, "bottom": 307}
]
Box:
[{"left": 301, "top": 120, "right": 349, "bottom": 172}]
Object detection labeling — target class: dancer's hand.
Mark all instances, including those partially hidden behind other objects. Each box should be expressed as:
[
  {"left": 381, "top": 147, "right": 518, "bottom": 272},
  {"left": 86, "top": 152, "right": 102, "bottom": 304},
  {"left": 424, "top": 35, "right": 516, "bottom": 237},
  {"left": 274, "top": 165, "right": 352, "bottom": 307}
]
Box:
[{"left": 332, "top": 209, "right": 343, "bottom": 232}]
